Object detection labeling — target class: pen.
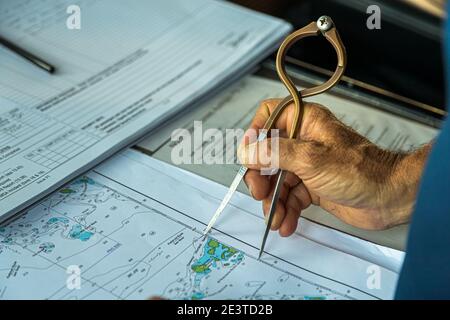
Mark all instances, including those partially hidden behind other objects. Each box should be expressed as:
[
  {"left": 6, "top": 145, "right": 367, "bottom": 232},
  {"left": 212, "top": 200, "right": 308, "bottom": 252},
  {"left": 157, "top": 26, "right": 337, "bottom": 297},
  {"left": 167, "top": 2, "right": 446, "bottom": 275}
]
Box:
[{"left": 0, "top": 35, "right": 55, "bottom": 74}]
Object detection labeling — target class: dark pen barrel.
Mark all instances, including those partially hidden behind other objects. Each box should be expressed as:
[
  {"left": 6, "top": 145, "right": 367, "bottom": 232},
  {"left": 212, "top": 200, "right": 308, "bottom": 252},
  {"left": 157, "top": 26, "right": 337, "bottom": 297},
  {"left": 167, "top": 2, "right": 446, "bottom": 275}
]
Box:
[{"left": 0, "top": 35, "right": 55, "bottom": 74}]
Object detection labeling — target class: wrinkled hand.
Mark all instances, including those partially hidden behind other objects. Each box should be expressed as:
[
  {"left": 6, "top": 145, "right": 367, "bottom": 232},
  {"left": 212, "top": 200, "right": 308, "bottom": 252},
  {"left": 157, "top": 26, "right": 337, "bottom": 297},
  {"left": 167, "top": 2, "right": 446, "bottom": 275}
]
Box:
[{"left": 238, "top": 99, "right": 430, "bottom": 237}]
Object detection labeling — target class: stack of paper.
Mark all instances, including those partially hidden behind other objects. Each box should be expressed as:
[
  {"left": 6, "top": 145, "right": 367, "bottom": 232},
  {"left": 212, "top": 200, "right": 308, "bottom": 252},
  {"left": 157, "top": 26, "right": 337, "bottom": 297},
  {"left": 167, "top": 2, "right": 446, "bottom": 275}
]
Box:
[{"left": 0, "top": 0, "right": 291, "bottom": 222}]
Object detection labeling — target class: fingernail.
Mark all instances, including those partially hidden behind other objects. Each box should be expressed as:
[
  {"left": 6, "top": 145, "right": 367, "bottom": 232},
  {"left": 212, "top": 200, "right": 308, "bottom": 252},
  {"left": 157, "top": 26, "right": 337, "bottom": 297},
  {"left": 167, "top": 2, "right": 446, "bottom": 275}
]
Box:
[
  {"left": 264, "top": 214, "right": 269, "bottom": 225},
  {"left": 248, "top": 185, "right": 254, "bottom": 198},
  {"left": 243, "top": 129, "right": 258, "bottom": 145},
  {"left": 237, "top": 142, "right": 257, "bottom": 165}
]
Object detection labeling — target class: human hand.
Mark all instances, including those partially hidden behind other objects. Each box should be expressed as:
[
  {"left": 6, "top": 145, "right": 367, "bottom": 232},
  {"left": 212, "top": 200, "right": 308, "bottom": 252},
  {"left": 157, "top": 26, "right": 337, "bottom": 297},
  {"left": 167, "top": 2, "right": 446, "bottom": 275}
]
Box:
[{"left": 238, "top": 99, "right": 430, "bottom": 236}]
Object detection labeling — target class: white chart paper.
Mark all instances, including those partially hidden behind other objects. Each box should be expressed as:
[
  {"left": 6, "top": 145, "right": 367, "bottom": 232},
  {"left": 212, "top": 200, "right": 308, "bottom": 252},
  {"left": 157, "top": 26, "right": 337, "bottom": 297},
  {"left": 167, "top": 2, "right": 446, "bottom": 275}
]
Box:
[{"left": 0, "top": 150, "right": 401, "bottom": 300}]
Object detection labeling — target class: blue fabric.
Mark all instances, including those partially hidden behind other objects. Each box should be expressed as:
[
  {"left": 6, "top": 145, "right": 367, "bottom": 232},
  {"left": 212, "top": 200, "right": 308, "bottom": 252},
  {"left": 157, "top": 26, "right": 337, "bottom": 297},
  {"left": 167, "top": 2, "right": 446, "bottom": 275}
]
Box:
[{"left": 395, "top": 12, "right": 450, "bottom": 300}]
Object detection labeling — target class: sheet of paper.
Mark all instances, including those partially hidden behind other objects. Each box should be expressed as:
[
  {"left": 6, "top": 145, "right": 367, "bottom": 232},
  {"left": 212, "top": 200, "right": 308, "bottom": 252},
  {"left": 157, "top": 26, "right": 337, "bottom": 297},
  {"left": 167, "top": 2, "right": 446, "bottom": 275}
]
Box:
[
  {"left": 0, "top": 0, "right": 291, "bottom": 222},
  {"left": 137, "top": 75, "right": 438, "bottom": 250},
  {"left": 137, "top": 75, "right": 289, "bottom": 195},
  {"left": 0, "top": 149, "right": 401, "bottom": 300},
  {"left": 139, "top": 74, "right": 438, "bottom": 179}
]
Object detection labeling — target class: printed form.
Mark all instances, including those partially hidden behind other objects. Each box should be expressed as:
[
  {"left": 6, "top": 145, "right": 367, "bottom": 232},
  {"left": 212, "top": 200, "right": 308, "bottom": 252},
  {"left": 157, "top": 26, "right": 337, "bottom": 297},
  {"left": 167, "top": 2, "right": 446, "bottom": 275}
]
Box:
[{"left": 0, "top": 0, "right": 291, "bottom": 221}]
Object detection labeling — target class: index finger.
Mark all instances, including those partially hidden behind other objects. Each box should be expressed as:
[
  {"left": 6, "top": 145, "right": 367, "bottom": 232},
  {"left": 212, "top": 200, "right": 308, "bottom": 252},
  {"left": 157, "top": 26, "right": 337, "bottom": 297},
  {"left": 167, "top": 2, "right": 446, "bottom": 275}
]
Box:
[{"left": 242, "top": 99, "right": 295, "bottom": 146}]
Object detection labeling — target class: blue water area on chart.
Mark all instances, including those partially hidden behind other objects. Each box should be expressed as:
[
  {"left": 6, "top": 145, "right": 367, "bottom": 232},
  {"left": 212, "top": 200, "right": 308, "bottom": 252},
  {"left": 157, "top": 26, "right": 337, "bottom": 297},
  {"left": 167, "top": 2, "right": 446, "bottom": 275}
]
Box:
[
  {"left": 47, "top": 217, "right": 69, "bottom": 225},
  {"left": 73, "top": 176, "right": 95, "bottom": 185},
  {"left": 69, "top": 224, "right": 94, "bottom": 241}
]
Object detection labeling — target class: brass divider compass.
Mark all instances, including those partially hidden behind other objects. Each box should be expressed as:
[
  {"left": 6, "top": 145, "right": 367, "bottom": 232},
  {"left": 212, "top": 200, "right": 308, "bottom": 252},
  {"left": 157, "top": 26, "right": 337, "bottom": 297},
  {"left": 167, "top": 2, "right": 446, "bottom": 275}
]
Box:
[{"left": 204, "top": 16, "right": 347, "bottom": 259}]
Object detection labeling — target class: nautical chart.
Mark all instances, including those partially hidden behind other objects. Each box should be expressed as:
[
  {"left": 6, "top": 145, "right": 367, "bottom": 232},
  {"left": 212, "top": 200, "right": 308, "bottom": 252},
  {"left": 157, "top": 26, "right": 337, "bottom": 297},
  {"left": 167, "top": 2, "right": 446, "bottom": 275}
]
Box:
[{"left": 0, "top": 151, "right": 395, "bottom": 300}]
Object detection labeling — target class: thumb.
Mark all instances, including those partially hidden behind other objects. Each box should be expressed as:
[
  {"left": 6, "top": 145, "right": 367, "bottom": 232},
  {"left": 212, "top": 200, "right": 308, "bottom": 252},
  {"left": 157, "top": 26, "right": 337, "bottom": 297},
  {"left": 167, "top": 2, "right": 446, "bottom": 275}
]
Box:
[{"left": 237, "top": 137, "right": 312, "bottom": 173}]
